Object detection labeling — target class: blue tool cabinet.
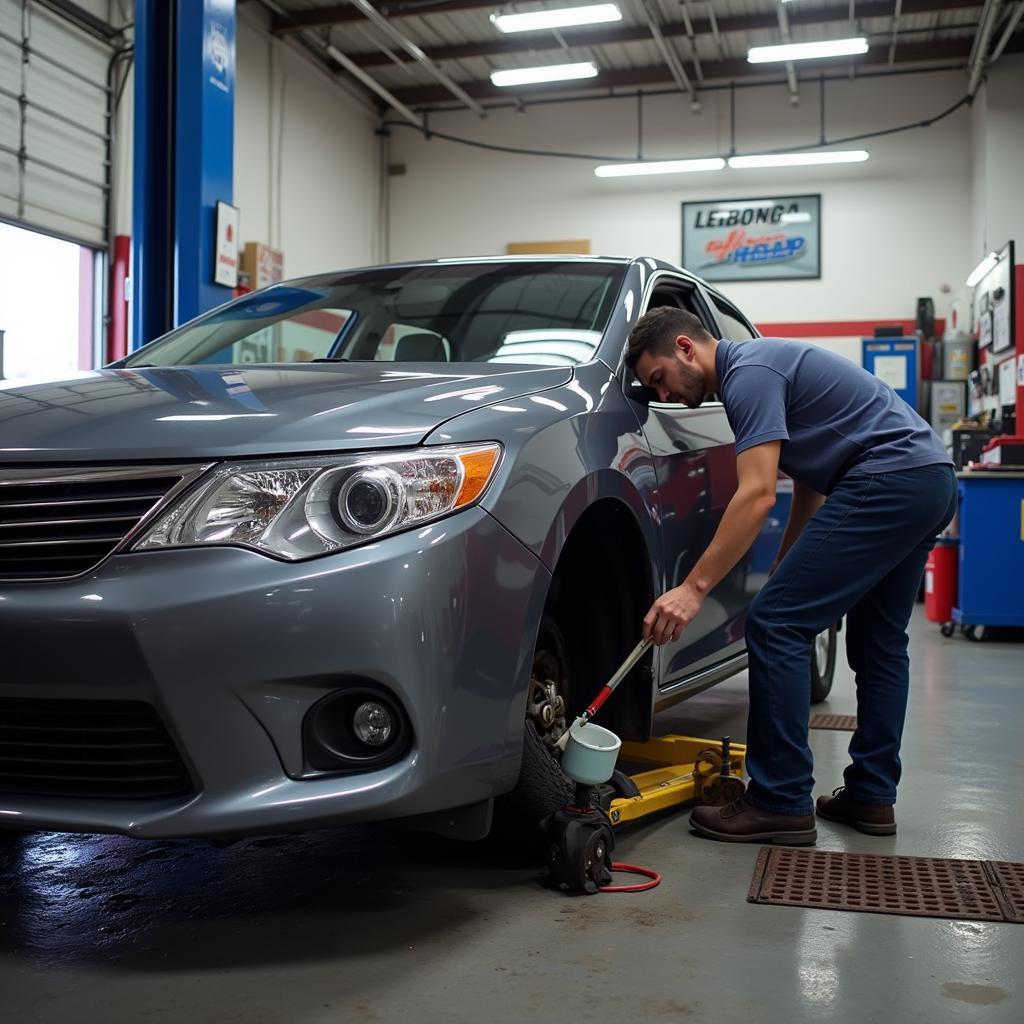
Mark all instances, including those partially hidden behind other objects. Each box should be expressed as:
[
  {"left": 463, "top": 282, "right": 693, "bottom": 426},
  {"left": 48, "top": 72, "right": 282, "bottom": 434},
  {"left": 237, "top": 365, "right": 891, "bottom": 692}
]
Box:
[{"left": 953, "top": 471, "right": 1024, "bottom": 637}]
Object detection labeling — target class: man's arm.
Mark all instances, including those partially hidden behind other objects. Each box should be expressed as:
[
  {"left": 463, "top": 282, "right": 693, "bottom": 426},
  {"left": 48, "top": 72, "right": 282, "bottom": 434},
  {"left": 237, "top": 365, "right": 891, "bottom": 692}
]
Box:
[
  {"left": 773, "top": 479, "right": 825, "bottom": 570},
  {"left": 643, "top": 441, "right": 782, "bottom": 645}
]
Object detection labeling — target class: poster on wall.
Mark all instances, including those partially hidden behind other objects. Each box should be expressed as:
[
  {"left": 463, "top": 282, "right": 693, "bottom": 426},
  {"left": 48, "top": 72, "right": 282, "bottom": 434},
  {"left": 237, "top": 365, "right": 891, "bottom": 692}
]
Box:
[
  {"left": 682, "top": 194, "right": 821, "bottom": 282},
  {"left": 214, "top": 200, "right": 240, "bottom": 288}
]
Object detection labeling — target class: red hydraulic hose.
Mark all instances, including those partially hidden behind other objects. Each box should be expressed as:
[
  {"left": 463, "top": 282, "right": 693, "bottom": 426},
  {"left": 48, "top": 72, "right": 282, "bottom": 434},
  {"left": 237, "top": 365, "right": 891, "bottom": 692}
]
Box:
[{"left": 599, "top": 862, "right": 662, "bottom": 893}]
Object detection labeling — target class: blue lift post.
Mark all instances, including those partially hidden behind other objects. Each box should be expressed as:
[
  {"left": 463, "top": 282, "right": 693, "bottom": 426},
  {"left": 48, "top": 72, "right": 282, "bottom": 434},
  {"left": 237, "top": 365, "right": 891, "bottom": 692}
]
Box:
[{"left": 132, "top": 0, "right": 236, "bottom": 349}]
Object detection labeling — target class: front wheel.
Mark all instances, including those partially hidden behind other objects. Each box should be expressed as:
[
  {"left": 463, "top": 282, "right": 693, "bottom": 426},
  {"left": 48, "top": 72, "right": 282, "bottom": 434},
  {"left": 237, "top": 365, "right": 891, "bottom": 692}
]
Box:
[
  {"left": 810, "top": 624, "right": 837, "bottom": 703},
  {"left": 492, "top": 614, "right": 575, "bottom": 837}
]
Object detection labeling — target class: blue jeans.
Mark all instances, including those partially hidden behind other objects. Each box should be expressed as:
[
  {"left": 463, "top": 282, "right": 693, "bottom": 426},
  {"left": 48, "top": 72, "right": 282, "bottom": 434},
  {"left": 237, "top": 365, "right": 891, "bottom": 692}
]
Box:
[{"left": 743, "top": 463, "right": 957, "bottom": 815}]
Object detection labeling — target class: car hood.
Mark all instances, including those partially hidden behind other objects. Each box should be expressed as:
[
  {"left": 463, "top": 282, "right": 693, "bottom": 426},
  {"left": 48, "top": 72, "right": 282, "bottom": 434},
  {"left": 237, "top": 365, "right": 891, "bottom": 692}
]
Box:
[{"left": 0, "top": 363, "right": 572, "bottom": 462}]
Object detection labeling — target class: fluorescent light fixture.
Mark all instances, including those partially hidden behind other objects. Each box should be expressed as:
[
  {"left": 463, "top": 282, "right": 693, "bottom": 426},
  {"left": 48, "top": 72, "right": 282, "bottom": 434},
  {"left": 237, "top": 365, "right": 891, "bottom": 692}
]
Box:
[
  {"left": 595, "top": 157, "right": 726, "bottom": 177},
  {"left": 728, "top": 149, "right": 869, "bottom": 168},
  {"left": 491, "top": 4, "right": 621, "bottom": 33},
  {"left": 491, "top": 61, "right": 598, "bottom": 86},
  {"left": 966, "top": 251, "right": 999, "bottom": 287},
  {"left": 747, "top": 37, "right": 869, "bottom": 63}
]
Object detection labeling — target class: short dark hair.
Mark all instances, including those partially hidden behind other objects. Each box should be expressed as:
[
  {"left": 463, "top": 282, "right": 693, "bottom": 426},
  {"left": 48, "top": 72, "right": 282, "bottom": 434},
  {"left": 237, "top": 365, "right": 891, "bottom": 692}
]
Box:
[{"left": 625, "top": 307, "right": 713, "bottom": 370}]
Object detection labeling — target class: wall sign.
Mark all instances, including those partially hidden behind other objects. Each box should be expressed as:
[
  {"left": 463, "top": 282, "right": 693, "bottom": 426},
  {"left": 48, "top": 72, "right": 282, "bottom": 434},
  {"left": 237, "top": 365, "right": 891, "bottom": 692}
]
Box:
[
  {"left": 999, "top": 356, "right": 1016, "bottom": 406},
  {"left": 970, "top": 240, "right": 1014, "bottom": 356},
  {"left": 682, "top": 194, "right": 821, "bottom": 282},
  {"left": 214, "top": 200, "right": 239, "bottom": 288}
]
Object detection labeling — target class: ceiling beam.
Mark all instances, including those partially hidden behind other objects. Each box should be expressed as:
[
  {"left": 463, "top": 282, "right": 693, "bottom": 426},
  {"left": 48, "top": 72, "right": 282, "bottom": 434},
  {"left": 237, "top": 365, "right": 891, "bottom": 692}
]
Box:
[
  {"left": 340, "top": 0, "right": 982, "bottom": 68},
  {"left": 386, "top": 34, "right": 1022, "bottom": 106},
  {"left": 271, "top": 0, "right": 978, "bottom": 35}
]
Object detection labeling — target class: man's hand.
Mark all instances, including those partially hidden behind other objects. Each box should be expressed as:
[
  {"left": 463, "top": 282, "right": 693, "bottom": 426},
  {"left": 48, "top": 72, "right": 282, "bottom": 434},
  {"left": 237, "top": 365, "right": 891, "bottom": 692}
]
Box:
[{"left": 643, "top": 582, "right": 704, "bottom": 646}]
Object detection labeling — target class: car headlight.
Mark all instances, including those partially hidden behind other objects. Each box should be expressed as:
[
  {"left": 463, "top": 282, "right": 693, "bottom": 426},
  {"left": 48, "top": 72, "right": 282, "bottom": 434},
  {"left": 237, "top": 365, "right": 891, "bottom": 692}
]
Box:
[{"left": 132, "top": 443, "right": 502, "bottom": 560}]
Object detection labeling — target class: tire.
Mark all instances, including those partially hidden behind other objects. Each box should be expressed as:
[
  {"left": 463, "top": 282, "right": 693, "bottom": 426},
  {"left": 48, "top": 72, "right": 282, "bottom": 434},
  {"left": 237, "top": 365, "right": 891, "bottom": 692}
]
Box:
[
  {"left": 491, "top": 614, "right": 574, "bottom": 840},
  {"left": 810, "top": 624, "right": 837, "bottom": 704},
  {"left": 940, "top": 622, "right": 955, "bottom": 638}
]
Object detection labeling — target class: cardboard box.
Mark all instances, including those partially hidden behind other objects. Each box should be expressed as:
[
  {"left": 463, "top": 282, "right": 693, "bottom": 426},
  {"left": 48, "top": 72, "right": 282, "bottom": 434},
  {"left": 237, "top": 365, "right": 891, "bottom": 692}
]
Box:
[{"left": 240, "top": 243, "right": 284, "bottom": 289}]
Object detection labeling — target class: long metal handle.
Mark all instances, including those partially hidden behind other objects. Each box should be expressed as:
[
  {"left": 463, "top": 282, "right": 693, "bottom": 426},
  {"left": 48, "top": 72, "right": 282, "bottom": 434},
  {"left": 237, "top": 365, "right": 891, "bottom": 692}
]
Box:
[
  {"left": 581, "top": 637, "right": 654, "bottom": 721},
  {"left": 606, "top": 637, "right": 654, "bottom": 693}
]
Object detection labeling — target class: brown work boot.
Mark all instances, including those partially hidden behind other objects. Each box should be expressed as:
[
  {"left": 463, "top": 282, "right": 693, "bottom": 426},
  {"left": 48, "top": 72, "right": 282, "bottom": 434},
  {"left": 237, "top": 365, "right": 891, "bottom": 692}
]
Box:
[
  {"left": 816, "top": 787, "right": 896, "bottom": 836},
  {"left": 690, "top": 797, "right": 816, "bottom": 846}
]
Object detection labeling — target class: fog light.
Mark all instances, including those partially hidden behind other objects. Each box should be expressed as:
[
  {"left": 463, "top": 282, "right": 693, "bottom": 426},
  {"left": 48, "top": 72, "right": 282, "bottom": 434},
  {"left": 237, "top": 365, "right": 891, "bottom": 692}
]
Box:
[
  {"left": 352, "top": 701, "right": 393, "bottom": 746},
  {"left": 303, "top": 685, "right": 410, "bottom": 773}
]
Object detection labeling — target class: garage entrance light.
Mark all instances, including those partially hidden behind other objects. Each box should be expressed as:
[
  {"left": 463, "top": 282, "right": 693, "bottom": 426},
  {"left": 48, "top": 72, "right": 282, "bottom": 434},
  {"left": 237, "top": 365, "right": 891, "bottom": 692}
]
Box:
[
  {"left": 594, "top": 158, "right": 726, "bottom": 177},
  {"left": 728, "top": 149, "right": 869, "bottom": 168},
  {"left": 491, "top": 61, "right": 599, "bottom": 86},
  {"left": 491, "top": 4, "right": 622, "bottom": 33},
  {"left": 966, "top": 252, "right": 999, "bottom": 287},
  {"left": 747, "top": 37, "right": 869, "bottom": 63}
]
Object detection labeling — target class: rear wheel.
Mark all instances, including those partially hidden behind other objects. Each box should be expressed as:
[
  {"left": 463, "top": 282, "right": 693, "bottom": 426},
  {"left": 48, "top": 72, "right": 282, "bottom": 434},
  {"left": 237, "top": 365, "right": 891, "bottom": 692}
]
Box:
[{"left": 810, "top": 624, "right": 837, "bottom": 703}]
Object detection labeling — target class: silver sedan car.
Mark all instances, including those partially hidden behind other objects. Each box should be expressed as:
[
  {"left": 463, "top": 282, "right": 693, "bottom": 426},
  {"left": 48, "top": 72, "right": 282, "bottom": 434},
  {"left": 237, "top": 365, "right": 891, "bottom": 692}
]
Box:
[{"left": 0, "top": 257, "right": 836, "bottom": 841}]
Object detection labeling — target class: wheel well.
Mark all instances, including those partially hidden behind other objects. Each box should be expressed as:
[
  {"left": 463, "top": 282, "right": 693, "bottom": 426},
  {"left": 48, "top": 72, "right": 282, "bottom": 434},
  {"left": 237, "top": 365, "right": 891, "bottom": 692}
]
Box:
[{"left": 546, "top": 499, "right": 655, "bottom": 743}]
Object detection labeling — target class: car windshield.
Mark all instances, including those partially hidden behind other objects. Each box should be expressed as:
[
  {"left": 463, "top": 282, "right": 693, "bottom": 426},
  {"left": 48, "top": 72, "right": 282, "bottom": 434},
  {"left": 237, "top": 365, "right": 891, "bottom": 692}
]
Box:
[{"left": 119, "top": 261, "right": 626, "bottom": 369}]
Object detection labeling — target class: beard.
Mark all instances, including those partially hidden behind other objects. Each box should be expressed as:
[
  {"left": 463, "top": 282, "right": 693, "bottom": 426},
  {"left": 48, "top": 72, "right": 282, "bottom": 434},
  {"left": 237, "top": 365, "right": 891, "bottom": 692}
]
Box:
[{"left": 678, "top": 363, "right": 707, "bottom": 408}]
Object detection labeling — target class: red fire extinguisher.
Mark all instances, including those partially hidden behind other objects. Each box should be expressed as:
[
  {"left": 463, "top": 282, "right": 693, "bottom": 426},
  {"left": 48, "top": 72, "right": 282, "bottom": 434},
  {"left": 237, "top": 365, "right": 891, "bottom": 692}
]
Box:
[{"left": 924, "top": 538, "right": 958, "bottom": 636}]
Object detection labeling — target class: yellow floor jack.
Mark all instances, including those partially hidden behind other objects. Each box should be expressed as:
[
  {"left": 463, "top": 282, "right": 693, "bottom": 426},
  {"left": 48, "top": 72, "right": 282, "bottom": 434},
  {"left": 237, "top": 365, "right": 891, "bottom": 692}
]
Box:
[{"left": 543, "top": 639, "right": 747, "bottom": 895}]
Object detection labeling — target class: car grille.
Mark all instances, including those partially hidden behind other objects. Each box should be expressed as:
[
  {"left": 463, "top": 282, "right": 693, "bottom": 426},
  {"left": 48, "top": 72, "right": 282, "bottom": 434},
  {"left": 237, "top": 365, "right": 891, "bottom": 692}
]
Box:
[
  {"left": 0, "top": 469, "right": 188, "bottom": 581},
  {"left": 0, "top": 698, "right": 195, "bottom": 799}
]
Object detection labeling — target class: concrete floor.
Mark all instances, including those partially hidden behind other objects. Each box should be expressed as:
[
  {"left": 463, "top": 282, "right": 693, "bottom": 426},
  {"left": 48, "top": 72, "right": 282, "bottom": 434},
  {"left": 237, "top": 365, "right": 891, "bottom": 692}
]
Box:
[{"left": 2, "top": 608, "right": 1022, "bottom": 1023}]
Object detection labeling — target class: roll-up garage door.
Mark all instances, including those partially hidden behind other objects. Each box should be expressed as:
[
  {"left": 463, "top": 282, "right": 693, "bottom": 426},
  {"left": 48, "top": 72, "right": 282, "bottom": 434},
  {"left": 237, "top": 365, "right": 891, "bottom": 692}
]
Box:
[{"left": 0, "top": 0, "right": 115, "bottom": 247}]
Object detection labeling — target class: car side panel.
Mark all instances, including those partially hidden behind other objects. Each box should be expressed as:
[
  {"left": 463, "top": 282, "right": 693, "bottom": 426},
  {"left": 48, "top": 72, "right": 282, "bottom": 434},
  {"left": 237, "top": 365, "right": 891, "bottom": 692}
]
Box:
[{"left": 636, "top": 403, "right": 757, "bottom": 683}]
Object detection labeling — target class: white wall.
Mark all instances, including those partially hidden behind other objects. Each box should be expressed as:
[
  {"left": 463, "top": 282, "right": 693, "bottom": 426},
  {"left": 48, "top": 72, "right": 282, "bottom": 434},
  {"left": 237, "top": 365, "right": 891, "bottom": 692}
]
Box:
[
  {"left": 389, "top": 70, "right": 976, "bottom": 331},
  {"left": 110, "top": 8, "right": 383, "bottom": 276},
  {"left": 971, "top": 54, "right": 1024, "bottom": 263},
  {"left": 235, "top": 8, "right": 382, "bottom": 278}
]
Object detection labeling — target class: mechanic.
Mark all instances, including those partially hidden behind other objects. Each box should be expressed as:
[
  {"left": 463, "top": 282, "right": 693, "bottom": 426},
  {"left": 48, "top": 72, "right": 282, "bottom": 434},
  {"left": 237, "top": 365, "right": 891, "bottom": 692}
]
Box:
[{"left": 626, "top": 307, "right": 956, "bottom": 845}]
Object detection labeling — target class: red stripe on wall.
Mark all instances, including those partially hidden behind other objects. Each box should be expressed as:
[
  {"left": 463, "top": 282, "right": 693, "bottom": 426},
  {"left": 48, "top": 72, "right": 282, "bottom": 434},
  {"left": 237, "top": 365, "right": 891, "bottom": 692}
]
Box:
[{"left": 755, "top": 319, "right": 946, "bottom": 338}]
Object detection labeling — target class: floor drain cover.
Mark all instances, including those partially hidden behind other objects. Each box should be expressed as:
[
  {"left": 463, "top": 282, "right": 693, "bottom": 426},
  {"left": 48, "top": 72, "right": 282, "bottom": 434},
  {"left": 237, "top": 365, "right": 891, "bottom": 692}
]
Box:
[
  {"left": 986, "top": 862, "right": 1024, "bottom": 923},
  {"left": 809, "top": 714, "right": 858, "bottom": 731},
  {"left": 748, "top": 848, "right": 1022, "bottom": 923}
]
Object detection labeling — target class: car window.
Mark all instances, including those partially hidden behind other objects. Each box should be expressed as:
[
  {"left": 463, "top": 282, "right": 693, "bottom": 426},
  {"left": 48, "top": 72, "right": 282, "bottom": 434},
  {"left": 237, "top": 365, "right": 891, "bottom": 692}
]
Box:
[
  {"left": 119, "top": 263, "right": 626, "bottom": 368},
  {"left": 371, "top": 324, "right": 452, "bottom": 362},
  {"left": 236, "top": 309, "right": 354, "bottom": 363},
  {"left": 712, "top": 299, "right": 757, "bottom": 341},
  {"left": 631, "top": 278, "right": 723, "bottom": 403}
]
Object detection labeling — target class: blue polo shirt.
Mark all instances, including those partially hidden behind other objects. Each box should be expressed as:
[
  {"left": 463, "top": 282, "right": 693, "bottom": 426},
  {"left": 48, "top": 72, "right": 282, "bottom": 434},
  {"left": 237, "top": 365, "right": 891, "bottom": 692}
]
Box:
[{"left": 715, "top": 338, "right": 951, "bottom": 495}]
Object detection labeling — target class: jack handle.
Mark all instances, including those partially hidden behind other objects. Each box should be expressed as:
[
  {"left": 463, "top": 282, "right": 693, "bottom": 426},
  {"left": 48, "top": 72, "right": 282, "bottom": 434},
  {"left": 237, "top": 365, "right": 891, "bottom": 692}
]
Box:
[
  {"left": 557, "top": 638, "right": 653, "bottom": 751},
  {"left": 580, "top": 637, "right": 654, "bottom": 725}
]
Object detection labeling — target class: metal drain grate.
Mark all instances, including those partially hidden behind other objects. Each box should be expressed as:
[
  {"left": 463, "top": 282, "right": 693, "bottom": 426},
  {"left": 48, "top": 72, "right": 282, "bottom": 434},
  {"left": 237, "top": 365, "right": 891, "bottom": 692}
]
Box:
[
  {"left": 809, "top": 714, "right": 858, "bottom": 731},
  {"left": 748, "top": 848, "right": 1019, "bottom": 923},
  {"left": 987, "top": 862, "right": 1024, "bottom": 923}
]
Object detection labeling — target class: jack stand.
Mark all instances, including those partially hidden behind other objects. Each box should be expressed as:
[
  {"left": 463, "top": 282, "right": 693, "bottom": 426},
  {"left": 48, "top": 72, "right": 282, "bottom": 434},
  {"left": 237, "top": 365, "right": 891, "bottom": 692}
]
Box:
[
  {"left": 542, "top": 783, "right": 615, "bottom": 895},
  {"left": 607, "top": 734, "right": 748, "bottom": 826}
]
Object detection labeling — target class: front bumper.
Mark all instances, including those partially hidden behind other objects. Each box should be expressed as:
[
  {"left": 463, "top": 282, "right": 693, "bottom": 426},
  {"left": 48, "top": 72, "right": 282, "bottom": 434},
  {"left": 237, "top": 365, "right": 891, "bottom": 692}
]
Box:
[{"left": 0, "top": 507, "right": 550, "bottom": 838}]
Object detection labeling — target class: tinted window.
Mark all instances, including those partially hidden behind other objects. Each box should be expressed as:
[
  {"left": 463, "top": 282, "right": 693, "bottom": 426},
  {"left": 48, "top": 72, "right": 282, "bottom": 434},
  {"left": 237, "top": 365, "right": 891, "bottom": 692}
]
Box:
[
  {"left": 712, "top": 299, "right": 757, "bottom": 341},
  {"left": 121, "top": 263, "right": 625, "bottom": 368}
]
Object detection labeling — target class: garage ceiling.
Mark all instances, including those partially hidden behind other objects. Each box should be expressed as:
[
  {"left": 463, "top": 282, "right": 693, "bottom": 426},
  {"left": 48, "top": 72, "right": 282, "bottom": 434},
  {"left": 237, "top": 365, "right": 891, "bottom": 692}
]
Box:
[{"left": 261, "top": 0, "right": 1024, "bottom": 111}]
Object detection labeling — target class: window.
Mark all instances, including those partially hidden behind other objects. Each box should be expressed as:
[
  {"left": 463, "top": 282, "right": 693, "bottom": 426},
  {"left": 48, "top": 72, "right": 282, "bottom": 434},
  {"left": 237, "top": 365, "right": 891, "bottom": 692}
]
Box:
[
  {"left": 235, "top": 309, "right": 354, "bottom": 364},
  {"left": 712, "top": 299, "right": 757, "bottom": 342},
  {"left": 371, "top": 324, "right": 451, "bottom": 362},
  {"left": 119, "top": 262, "right": 625, "bottom": 369}
]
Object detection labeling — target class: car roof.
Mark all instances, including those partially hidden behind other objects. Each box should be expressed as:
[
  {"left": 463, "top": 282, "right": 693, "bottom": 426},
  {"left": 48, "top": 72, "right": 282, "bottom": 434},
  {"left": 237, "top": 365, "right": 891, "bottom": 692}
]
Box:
[{"left": 291, "top": 254, "right": 713, "bottom": 292}]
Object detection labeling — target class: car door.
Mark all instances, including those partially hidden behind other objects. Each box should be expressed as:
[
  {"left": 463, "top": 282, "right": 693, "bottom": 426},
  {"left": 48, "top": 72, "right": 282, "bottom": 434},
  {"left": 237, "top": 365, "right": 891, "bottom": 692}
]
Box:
[{"left": 626, "top": 277, "right": 762, "bottom": 687}]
